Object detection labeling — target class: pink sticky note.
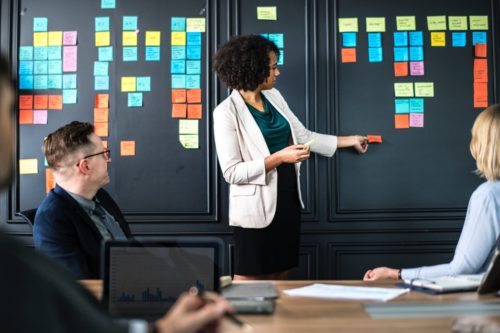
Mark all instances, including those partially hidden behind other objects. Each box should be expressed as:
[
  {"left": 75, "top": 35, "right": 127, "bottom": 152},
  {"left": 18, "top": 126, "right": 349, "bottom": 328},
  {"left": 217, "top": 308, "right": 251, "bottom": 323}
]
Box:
[
  {"left": 410, "top": 113, "right": 424, "bottom": 127},
  {"left": 33, "top": 110, "right": 48, "bottom": 124},
  {"left": 63, "top": 46, "right": 77, "bottom": 72},
  {"left": 63, "top": 31, "right": 78, "bottom": 45},
  {"left": 410, "top": 61, "right": 424, "bottom": 76}
]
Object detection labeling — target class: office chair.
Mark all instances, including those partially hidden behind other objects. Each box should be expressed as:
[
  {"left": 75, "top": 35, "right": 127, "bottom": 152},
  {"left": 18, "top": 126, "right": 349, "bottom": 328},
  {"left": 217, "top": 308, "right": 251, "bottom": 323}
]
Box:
[{"left": 16, "top": 208, "right": 37, "bottom": 231}]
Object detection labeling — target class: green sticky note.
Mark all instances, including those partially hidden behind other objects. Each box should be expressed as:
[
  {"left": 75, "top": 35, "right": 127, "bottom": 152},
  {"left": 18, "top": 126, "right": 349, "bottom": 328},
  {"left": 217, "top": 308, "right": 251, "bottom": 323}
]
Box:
[
  {"left": 396, "top": 16, "right": 416, "bottom": 31},
  {"left": 414, "top": 82, "right": 434, "bottom": 97},
  {"left": 394, "top": 83, "right": 414, "bottom": 97},
  {"left": 123, "top": 47, "right": 137, "bottom": 61},
  {"left": 101, "top": 0, "right": 116, "bottom": 9},
  {"left": 136, "top": 76, "right": 151, "bottom": 92},
  {"left": 427, "top": 16, "right": 447, "bottom": 31},
  {"left": 179, "top": 119, "right": 199, "bottom": 135},
  {"left": 127, "top": 92, "right": 143, "bottom": 107},
  {"left": 448, "top": 16, "right": 468, "bottom": 31},
  {"left": 469, "top": 16, "right": 488, "bottom": 30},
  {"left": 366, "top": 17, "right": 386, "bottom": 32},
  {"left": 94, "top": 61, "right": 109, "bottom": 76},
  {"left": 123, "top": 16, "right": 138, "bottom": 31},
  {"left": 179, "top": 135, "right": 199, "bottom": 149},
  {"left": 257, "top": 6, "right": 277, "bottom": 20},
  {"left": 95, "top": 17, "right": 110, "bottom": 32},
  {"left": 338, "top": 18, "right": 358, "bottom": 32}
]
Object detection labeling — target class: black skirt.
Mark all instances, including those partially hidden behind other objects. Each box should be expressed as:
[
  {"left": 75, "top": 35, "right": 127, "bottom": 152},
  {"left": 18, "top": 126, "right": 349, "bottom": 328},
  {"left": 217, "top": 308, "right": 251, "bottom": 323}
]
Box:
[{"left": 232, "top": 163, "right": 301, "bottom": 275}]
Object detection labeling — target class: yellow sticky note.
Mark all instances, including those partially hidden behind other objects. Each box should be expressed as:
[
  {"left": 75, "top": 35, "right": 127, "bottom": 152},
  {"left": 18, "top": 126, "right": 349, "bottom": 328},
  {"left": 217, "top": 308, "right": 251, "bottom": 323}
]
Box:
[
  {"left": 431, "top": 32, "right": 446, "bottom": 47},
  {"left": 171, "top": 32, "right": 186, "bottom": 46},
  {"left": 394, "top": 83, "right": 414, "bottom": 97},
  {"left": 448, "top": 16, "right": 468, "bottom": 30},
  {"left": 427, "top": 16, "right": 447, "bottom": 31},
  {"left": 396, "top": 16, "right": 416, "bottom": 31},
  {"left": 122, "top": 31, "right": 138, "bottom": 46},
  {"left": 179, "top": 134, "right": 199, "bottom": 149},
  {"left": 469, "top": 16, "right": 488, "bottom": 30},
  {"left": 338, "top": 18, "right": 358, "bottom": 32},
  {"left": 121, "top": 77, "right": 136, "bottom": 92},
  {"left": 257, "top": 6, "right": 277, "bottom": 20},
  {"left": 179, "top": 119, "right": 199, "bottom": 135},
  {"left": 415, "top": 82, "right": 434, "bottom": 97},
  {"left": 186, "top": 18, "right": 206, "bottom": 32},
  {"left": 145, "top": 31, "right": 161, "bottom": 46},
  {"left": 33, "top": 32, "right": 48, "bottom": 46},
  {"left": 366, "top": 17, "right": 386, "bottom": 32},
  {"left": 48, "top": 31, "right": 63, "bottom": 46},
  {"left": 19, "top": 159, "right": 38, "bottom": 175},
  {"left": 95, "top": 31, "right": 110, "bottom": 47}
]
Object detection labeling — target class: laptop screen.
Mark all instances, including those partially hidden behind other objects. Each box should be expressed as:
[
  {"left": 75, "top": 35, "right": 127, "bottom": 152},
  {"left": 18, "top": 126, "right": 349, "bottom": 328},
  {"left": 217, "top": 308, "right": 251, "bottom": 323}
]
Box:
[{"left": 102, "top": 241, "right": 220, "bottom": 319}]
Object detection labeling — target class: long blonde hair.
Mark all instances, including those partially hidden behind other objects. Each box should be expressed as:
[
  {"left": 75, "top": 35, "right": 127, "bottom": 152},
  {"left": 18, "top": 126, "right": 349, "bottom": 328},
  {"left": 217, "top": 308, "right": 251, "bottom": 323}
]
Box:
[{"left": 470, "top": 104, "right": 500, "bottom": 181}]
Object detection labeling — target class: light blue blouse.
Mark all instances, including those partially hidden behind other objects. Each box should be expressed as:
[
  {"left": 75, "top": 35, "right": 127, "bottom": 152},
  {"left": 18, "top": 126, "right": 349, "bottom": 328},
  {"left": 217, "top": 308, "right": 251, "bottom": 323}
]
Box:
[{"left": 402, "top": 180, "right": 500, "bottom": 280}]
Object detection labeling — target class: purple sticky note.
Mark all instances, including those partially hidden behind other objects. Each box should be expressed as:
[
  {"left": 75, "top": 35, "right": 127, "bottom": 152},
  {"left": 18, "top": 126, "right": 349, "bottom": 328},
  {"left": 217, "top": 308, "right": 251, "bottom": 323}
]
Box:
[
  {"left": 63, "top": 31, "right": 78, "bottom": 46},
  {"left": 410, "top": 113, "right": 424, "bottom": 127},
  {"left": 410, "top": 61, "right": 424, "bottom": 76},
  {"left": 63, "top": 46, "right": 77, "bottom": 72},
  {"left": 33, "top": 110, "right": 48, "bottom": 124}
]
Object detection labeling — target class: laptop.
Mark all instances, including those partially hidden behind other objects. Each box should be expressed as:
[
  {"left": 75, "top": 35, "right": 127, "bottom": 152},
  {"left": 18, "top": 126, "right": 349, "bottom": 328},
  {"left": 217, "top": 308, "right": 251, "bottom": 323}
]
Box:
[{"left": 102, "top": 239, "right": 221, "bottom": 320}]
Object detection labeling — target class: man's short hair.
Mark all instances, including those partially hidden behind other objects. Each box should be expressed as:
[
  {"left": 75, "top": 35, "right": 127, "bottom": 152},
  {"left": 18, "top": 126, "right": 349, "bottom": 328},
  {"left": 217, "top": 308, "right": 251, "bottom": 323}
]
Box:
[{"left": 43, "top": 121, "right": 95, "bottom": 170}]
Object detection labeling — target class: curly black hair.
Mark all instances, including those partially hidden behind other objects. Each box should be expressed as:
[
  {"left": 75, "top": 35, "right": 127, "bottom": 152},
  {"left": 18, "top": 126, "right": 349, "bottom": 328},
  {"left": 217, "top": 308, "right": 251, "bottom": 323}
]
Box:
[{"left": 213, "top": 35, "right": 280, "bottom": 91}]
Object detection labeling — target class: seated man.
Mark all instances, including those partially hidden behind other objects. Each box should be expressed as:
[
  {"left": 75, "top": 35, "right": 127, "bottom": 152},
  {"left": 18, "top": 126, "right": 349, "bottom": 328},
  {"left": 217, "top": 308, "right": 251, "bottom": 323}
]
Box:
[{"left": 34, "top": 121, "right": 132, "bottom": 279}]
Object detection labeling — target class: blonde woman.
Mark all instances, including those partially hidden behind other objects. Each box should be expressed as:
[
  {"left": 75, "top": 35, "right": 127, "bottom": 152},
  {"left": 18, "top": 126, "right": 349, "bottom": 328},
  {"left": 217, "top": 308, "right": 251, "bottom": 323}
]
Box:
[{"left": 364, "top": 104, "right": 500, "bottom": 281}]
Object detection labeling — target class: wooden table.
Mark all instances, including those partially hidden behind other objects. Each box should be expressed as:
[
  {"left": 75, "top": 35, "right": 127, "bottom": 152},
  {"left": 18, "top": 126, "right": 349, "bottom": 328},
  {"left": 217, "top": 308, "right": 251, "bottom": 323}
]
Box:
[{"left": 80, "top": 280, "right": 500, "bottom": 333}]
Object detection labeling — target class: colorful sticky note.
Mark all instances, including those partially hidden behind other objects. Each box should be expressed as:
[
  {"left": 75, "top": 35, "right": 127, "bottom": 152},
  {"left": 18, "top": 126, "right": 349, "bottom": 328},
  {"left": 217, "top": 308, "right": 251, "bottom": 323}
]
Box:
[
  {"left": 393, "top": 32, "right": 408, "bottom": 46},
  {"left": 34, "top": 95, "right": 48, "bottom": 109},
  {"left": 121, "top": 77, "right": 136, "bottom": 92},
  {"left": 47, "top": 46, "right": 62, "bottom": 60},
  {"left": 172, "top": 104, "right": 187, "bottom": 118},
  {"left": 62, "top": 89, "right": 77, "bottom": 104},
  {"left": 341, "top": 48, "right": 356, "bottom": 63},
  {"left": 94, "top": 61, "right": 109, "bottom": 76},
  {"left": 171, "top": 32, "right": 186, "bottom": 46},
  {"left": 19, "top": 61, "right": 33, "bottom": 75},
  {"left": 145, "top": 46, "right": 160, "bottom": 61},
  {"left": 171, "top": 60, "right": 185, "bottom": 74},
  {"left": 427, "top": 16, "right": 447, "bottom": 31},
  {"left": 393, "top": 47, "right": 409, "bottom": 62},
  {"left": 394, "top": 82, "right": 414, "bottom": 97},
  {"left": 19, "top": 110, "right": 33, "bottom": 124},
  {"left": 62, "top": 74, "right": 77, "bottom": 89},
  {"left": 414, "top": 82, "right": 434, "bottom": 97},
  {"left": 366, "top": 17, "right": 385, "bottom": 32},
  {"left": 469, "top": 16, "right": 489, "bottom": 30},
  {"left": 46, "top": 168, "right": 56, "bottom": 193},
  {"left": 179, "top": 135, "right": 199, "bottom": 149},
  {"left": 342, "top": 32, "right": 356, "bottom": 47},
  {"left": 395, "top": 114, "right": 410, "bottom": 129},
  {"left": 19, "top": 46, "right": 33, "bottom": 61},
  {"left": 409, "top": 31, "right": 423, "bottom": 46},
  {"left": 34, "top": 32, "right": 48, "bottom": 46},
  {"left": 48, "top": 60, "right": 62, "bottom": 74},
  {"left": 186, "top": 75, "right": 200, "bottom": 89},
  {"left": 143, "top": 31, "right": 160, "bottom": 46},
  {"left": 410, "top": 113, "right": 424, "bottom": 127},
  {"left": 187, "top": 104, "right": 202, "bottom": 119},
  {"left": 186, "top": 18, "right": 206, "bottom": 32},
  {"left": 474, "top": 58, "right": 488, "bottom": 83},
  {"left": 430, "top": 32, "right": 446, "bottom": 47},
  {"left": 267, "top": 34, "right": 284, "bottom": 49},
  {"left": 136, "top": 77, "right": 151, "bottom": 92},
  {"left": 186, "top": 45, "right": 201, "bottom": 59},
  {"left": 34, "top": 46, "right": 48, "bottom": 60},
  {"left": 368, "top": 47, "right": 383, "bottom": 62},
  {"left": 452, "top": 32, "right": 467, "bottom": 47},
  {"left": 33, "top": 17, "right": 48, "bottom": 32},
  {"left": 123, "top": 16, "right": 138, "bottom": 31},
  {"left": 171, "top": 17, "right": 186, "bottom": 31},
  {"left": 122, "top": 31, "right": 138, "bottom": 46},
  {"left": 171, "top": 46, "right": 185, "bottom": 59},
  {"left": 395, "top": 99, "right": 410, "bottom": 113},
  {"left": 48, "top": 31, "right": 63, "bottom": 46},
  {"left": 63, "top": 31, "right": 78, "bottom": 45},
  {"left": 410, "top": 61, "right": 424, "bottom": 76},
  {"left": 34, "top": 60, "right": 48, "bottom": 74},
  {"left": 187, "top": 32, "right": 202, "bottom": 46},
  {"left": 94, "top": 122, "right": 108, "bottom": 137},
  {"left": 120, "top": 141, "right": 136, "bottom": 156},
  {"left": 186, "top": 60, "right": 201, "bottom": 74},
  {"left": 101, "top": 0, "right": 116, "bottom": 9},
  {"left": 94, "top": 76, "right": 109, "bottom": 90},
  {"left": 475, "top": 43, "right": 487, "bottom": 58},
  {"left": 48, "top": 75, "right": 62, "bottom": 89},
  {"left": 95, "top": 94, "right": 109, "bottom": 108},
  {"left": 123, "top": 47, "right": 138, "bottom": 61},
  {"left": 409, "top": 98, "right": 424, "bottom": 112},
  {"left": 367, "top": 135, "right": 383, "bottom": 143},
  {"left": 127, "top": 92, "right": 143, "bottom": 107},
  {"left": 95, "top": 31, "right": 110, "bottom": 47},
  {"left": 98, "top": 46, "right": 113, "bottom": 61},
  {"left": 172, "top": 75, "right": 186, "bottom": 89},
  {"left": 472, "top": 32, "right": 487, "bottom": 45},
  {"left": 474, "top": 82, "right": 488, "bottom": 108},
  {"left": 19, "top": 159, "right": 38, "bottom": 174},
  {"left": 62, "top": 46, "right": 77, "bottom": 72},
  {"left": 95, "top": 17, "right": 110, "bottom": 32},
  {"left": 172, "top": 90, "right": 186, "bottom": 103},
  {"left": 448, "top": 16, "right": 468, "bottom": 31},
  {"left": 19, "top": 75, "right": 34, "bottom": 89},
  {"left": 396, "top": 16, "right": 416, "bottom": 31},
  {"left": 187, "top": 89, "right": 202, "bottom": 103},
  {"left": 34, "top": 75, "right": 48, "bottom": 89},
  {"left": 409, "top": 47, "right": 423, "bottom": 61},
  {"left": 368, "top": 33, "right": 382, "bottom": 47},
  {"left": 33, "top": 110, "right": 48, "bottom": 124},
  {"left": 48, "top": 95, "right": 63, "bottom": 110},
  {"left": 257, "top": 6, "right": 277, "bottom": 20},
  {"left": 338, "top": 18, "right": 358, "bottom": 32},
  {"left": 94, "top": 107, "right": 109, "bottom": 123},
  {"left": 19, "top": 95, "right": 33, "bottom": 109},
  {"left": 179, "top": 119, "right": 198, "bottom": 134}
]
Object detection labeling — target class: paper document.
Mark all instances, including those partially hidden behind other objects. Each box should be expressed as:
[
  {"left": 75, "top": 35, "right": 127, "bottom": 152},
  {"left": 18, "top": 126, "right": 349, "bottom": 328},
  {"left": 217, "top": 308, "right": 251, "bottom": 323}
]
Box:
[{"left": 283, "top": 283, "right": 409, "bottom": 302}]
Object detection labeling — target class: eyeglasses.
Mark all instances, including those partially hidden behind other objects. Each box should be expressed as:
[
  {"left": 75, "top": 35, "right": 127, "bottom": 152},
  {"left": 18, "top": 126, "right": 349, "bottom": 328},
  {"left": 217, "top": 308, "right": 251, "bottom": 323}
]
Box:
[{"left": 76, "top": 149, "right": 111, "bottom": 166}]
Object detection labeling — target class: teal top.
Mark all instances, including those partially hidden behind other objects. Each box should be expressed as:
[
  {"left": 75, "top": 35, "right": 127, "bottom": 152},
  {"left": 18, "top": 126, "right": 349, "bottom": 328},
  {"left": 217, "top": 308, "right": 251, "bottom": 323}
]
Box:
[{"left": 246, "top": 95, "right": 291, "bottom": 154}]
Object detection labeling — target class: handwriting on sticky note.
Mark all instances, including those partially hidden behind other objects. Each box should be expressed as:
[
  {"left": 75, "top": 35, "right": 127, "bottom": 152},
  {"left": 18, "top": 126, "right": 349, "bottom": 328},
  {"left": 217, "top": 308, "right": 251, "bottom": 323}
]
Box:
[
  {"left": 19, "top": 95, "right": 33, "bottom": 109},
  {"left": 414, "top": 82, "right": 434, "bottom": 97},
  {"left": 396, "top": 16, "right": 416, "bottom": 31},
  {"left": 120, "top": 141, "right": 136, "bottom": 156},
  {"left": 394, "top": 83, "right": 413, "bottom": 97},
  {"left": 172, "top": 90, "right": 186, "bottom": 103},
  {"left": 19, "top": 110, "right": 33, "bottom": 124},
  {"left": 410, "top": 61, "right": 424, "bottom": 76},
  {"left": 366, "top": 17, "right": 385, "bottom": 32},
  {"left": 95, "top": 94, "right": 109, "bottom": 108},
  {"left": 121, "top": 77, "right": 136, "bottom": 92},
  {"left": 95, "top": 31, "right": 110, "bottom": 47},
  {"left": 395, "top": 114, "right": 409, "bottom": 129},
  {"left": 341, "top": 48, "right": 356, "bottom": 63},
  {"left": 469, "top": 16, "right": 488, "bottom": 30},
  {"left": 367, "top": 135, "right": 382, "bottom": 143},
  {"left": 186, "top": 18, "right": 206, "bottom": 32},
  {"left": 33, "top": 110, "right": 48, "bottom": 124},
  {"left": 474, "top": 82, "right": 488, "bottom": 108},
  {"left": 48, "top": 31, "right": 63, "bottom": 46},
  {"left": 94, "top": 108, "right": 109, "bottom": 123},
  {"left": 171, "top": 32, "right": 186, "bottom": 46},
  {"left": 34, "top": 95, "right": 48, "bottom": 109},
  {"left": 179, "top": 135, "right": 199, "bottom": 149},
  {"left": 122, "top": 31, "right": 138, "bottom": 46},
  {"left": 475, "top": 43, "right": 487, "bottom": 58},
  {"left": 338, "top": 18, "right": 358, "bottom": 32},
  {"left": 145, "top": 31, "right": 161, "bottom": 46},
  {"left": 20, "top": 159, "right": 38, "bottom": 174},
  {"left": 187, "top": 89, "right": 202, "bottom": 103},
  {"left": 63, "top": 46, "right": 77, "bottom": 72},
  {"left": 448, "top": 16, "right": 468, "bottom": 30},
  {"left": 179, "top": 119, "right": 198, "bottom": 134},
  {"left": 474, "top": 59, "right": 488, "bottom": 83},
  {"left": 257, "top": 6, "right": 277, "bottom": 20},
  {"left": 410, "top": 113, "right": 424, "bottom": 128},
  {"left": 172, "top": 104, "right": 187, "bottom": 118},
  {"left": 394, "top": 62, "right": 408, "bottom": 77},
  {"left": 48, "top": 95, "right": 63, "bottom": 110},
  {"left": 427, "top": 16, "right": 447, "bottom": 31},
  {"left": 94, "top": 122, "right": 108, "bottom": 137},
  {"left": 187, "top": 104, "right": 202, "bottom": 119},
  {"left": 431, "top": 32, "right": 446, "bottom": 47}
]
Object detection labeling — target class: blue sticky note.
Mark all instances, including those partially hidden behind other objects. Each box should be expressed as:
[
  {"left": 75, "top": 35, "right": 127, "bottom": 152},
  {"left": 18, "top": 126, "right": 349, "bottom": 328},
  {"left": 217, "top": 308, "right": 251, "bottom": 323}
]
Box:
[
  {"left": 48, "top": 60, "right": 62, "bottom": 74},
  {"left": 34, "top": 61, "right": 48, "bottom": 75},
  {"left": 62, "top": 74, "right": 77, "bottom": 89},
  {"left": 171, "top": 46, "right": 185, "bottom": 60},
  {"left": 62, "top": 89, "right": 77, "bottom": 104},
  {"left": 33, "top": 17, "right": 48, "bottom": 32},
  {"left": 186, "top": 45, "right": 201, "bottom": 60},
  {"left": 409, "top": 31, "right": 423, "bottom": 46},
  {"left": 98, "top": 46, "right": 113, "bottom": 61},
  {"left": 94, "top": 76, "right": 109, "bottom": 90},
  {"left": 186, "top": 32, "right": 202, "bottom": 46},
  {"left": 47, "top": 46, "right": 62, "bottom": 60},
  {"left": 94, "top": 61, "right": 108, "bottom": 76},
  {"left": 145, "top": 46, "right": 160, "bottom": 61},
  {"left": 278, "top": 50, "right": 284, "bottom": 65},
  {"left": 19, "top": 46, "right": 33, "bottom": 61},
  {"left": 472, "top": 31, "right": 487, "bottom": 45},
  {"left": 394, "top": 32, "right": 408, "bottom": 47},
  {"left": 127, "top": 92, "right": 143, "bottom": 107},
  {"left": 34, "top": 47, "right": 48, "bottom": 60},
  {"left": 452, "top": 32, "right": 467, "bottom": 47},
  {"left": 171, "top": 75, "right": 186, "bottom": 88},
  {"left": 368, "top": 47, "right": 383, "bottom": 62},
  {"left": 368, "top": 33, "right": 382, "bottom": 48},
  {"left": 186, "top": 74, "right": 201, "bottom": 89},
  {"left": 136, "top": 77, "right": 151, "bottom": 92},
  {"left": 171, "top": 17, "right": 186, "bottom": 31},
  {"left": 268, "top": 33, "right": 284, "bottom": 48},
  {"left": 342, "top": 32, "right": 356, "bottom": 47},
  {"left": 101, "top": 0, "right": 116, "bottom": 9},
  {"left": 19, "top": 75, "right": 34, "bottom": 89},
  {"left": 186, "top": 60, "right": 201, "bottom": 74},
  {"left": 123, "top": 16, "right": 138, "bottom": 31},
  {"left": 123, "top": 47, "right": 138, "bottom": 61},
  {"left": 44, "top": 157, "right": 48, "bottom": 167},
  {"left": 395, "top": 99, "right": 410, "bottom": 114},
  {"left": 95, "top": 17, "right": 110, "bottom": 32},
  {"left": 260, "top": 33, "right": 269, "bottom": 39},
  {"left": 409, "top": 98, "right": 424, "bottom": 113},
  {"left": 48, "top": 75, "right": 62, "bottom": 89},
  {"left": 19, "top": 61, "right": 33, "bottom": 75},
  {"left": 171, "top": 60, "right": 186, "bottom": 74},
  {"left": 34, "top": 75, "right": 48, "bottom": 89},
  {"left": 394, "top": 47, "right": 409, "bottom": 62},
  {"left": 409, "top": 47, "right": 424, "bottom": 61}
]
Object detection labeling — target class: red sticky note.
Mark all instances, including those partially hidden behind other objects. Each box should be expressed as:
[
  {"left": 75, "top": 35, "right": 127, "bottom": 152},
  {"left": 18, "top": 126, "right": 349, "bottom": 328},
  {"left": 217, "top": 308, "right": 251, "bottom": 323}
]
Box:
[
  {"left": 94, "top": 108, "right": 109, "bottom": 123},
  {"left": 120, "top": 141, "right": 136, "bottom": 156},
  {"left": 474, "top": 59, "right": 488, "bottom": 83},
  {"left": 19, "top": 110, "right": 34, "bottom": 124},
  {"left": 94, "top": 94, "right": 109, "bottom": 108},
  {"left": 172, "top": 89, "right": 186, "bottom": 103},
  {"left": 475, "top": 43, "right": 487, "bottom": 58},
  {"left": 34, "top": 95, "right": 48, "bottom": 110},
  {"left": 394, "top": 62, "right": 408, "bottom": 77},
  {"left": 187, "top": 89, "right": 202, "bottom": 103},
  {"left": 341, "top": 48, "right": 356, "bottom": 63},
  {"left": 172, "top": 104, "right": 187, "bottom": 118},
  {"left": 48, "top": 95, "right": 63, "bottom": 110},
  {"left": 19, "top": 95, "right": 33, "bottom": 109},
  {"left": 367, "top": 135, "right": 382, "bottom": 143},
  {"left": 474, "top": 82, "right": 488, "bottom": 108},
  {"left": 187, "top": 104, "right": 202, "bottom": 119},
  {"left": 395, "top": 114, "right": 409, "bottom": 129},
  {"left": 94, "top": 122, "right": 108, "bottom": 137}
]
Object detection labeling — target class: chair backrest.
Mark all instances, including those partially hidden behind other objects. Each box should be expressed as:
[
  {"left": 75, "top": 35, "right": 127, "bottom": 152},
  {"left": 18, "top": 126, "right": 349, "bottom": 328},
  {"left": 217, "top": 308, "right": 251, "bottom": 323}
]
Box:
[{"left": 16, "top": 208, "right": 37, "bottom": 229}]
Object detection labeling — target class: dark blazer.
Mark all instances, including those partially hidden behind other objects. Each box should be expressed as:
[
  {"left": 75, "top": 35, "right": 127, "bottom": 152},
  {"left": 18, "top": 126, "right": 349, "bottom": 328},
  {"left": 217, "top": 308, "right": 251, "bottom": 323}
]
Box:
[{"left": 33, "top": 184, "right": 132, "bottom": 279}]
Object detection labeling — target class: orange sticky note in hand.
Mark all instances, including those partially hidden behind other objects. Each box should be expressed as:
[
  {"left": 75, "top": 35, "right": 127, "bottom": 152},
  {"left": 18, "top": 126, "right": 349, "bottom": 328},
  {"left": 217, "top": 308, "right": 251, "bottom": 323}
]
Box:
[
  {"left": 19, "top": 95, "right": 33, "bottom": 109},
  {"left": 94, "top": 94, "right": 109, "bottom": 108},
  {"left": 48, "top": 95, "right": 63, "bottom": 110},
  {"left": 187, "top": 104, "right": 202, "bottom": 119},
  {"left": 94, "top": 122, "right": 108, "bottom": 137},
  {"left": 120, "top": 141, "right": 136, "bottom": 156},
  {"left": 172, "top": 89, "right": 186, "bottom": 103},
  {"left": 474, "top": 82, "right": 488, "bottom": 108},
  {"left": 34, "top": 95, "right": 48, "bottom": 110},
  {"left": 94, "top": 108, "right": 109, "bottom": 123},
  {"left": 172, "top": 104, "right": 187, "bottom": 118},
  {"left": 395, "top": 114, "right": 409, "bottom": 129},
  {"left": 19, "top": 110, "right": 34, "bottom": 124},
  {"left": 367, "top": 135, "right": 382, "bottom": 143},
  {"left": 341, "top": 48, "right": 356, "bottom": 63},
  {"left": 187, "top": 89, "right": 202, "bottom": 103},
  {"left": 394, "top": 62, "right": 408, "bottom": 77},
  {"left": 475, "top": 43, "right": 487, "bottom": 58}
]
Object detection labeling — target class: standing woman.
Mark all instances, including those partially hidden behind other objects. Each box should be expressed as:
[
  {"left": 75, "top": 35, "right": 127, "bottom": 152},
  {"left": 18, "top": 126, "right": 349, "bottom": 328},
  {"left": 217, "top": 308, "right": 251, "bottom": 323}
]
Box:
[{"left": 213, "top": 35, "right": 368, "bottom": 280}]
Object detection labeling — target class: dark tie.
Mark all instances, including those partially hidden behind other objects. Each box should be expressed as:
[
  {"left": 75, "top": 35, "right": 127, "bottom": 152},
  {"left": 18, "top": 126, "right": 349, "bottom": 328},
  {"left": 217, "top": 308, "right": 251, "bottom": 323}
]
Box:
[{"left": 93, "top": 202, "right": 127, "bottom": 240}]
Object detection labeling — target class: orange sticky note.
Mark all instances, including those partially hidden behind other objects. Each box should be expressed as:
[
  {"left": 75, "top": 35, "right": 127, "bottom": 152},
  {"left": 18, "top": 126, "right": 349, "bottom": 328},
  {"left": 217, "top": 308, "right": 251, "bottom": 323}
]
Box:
[
  {"left": 172, "top": 89, "right": 186, "bottom": 103},
  {"left": 120, "top": 141, "right": 136, "bottom": 156},
  {"left": 367, "top": 135, "right": 383, "bottom": 143},
  {"left": 187, "top": 104, "right": 202, "bottom": 119},
  {"left": 19, "top": 95, "right": 33, "bottom": 109},
  {"left": 45, "top": 168, "right": 56, "bottom": 194},
  {"left": 19, "top": 110, "right": 33, "bottom": 124},
  {"left": 475, "top": 43, "right": 487, "bottom": 58},
  {"left": 474, "top": 82, "right": 488, "bottom": 108},
  {"left": 187, "top": 89, "right": 202, "bottom": 103},
  {"left": 94, "top": 108, "right": 109, "bottom": 123},
  {"left": 341, "top": 48, "right": 356, "bottom": 63},
  {"left": 395, "top": 114, "right": 409, "bottom": 129},
  {"left": 394, "top": 62, "right": 408, "bottom": 77},
  {"left": 474, "top": 59, "right": 488, "bottom": 83},
  {"left": 94, "top": 122, "right": 108, "bottom": 137},
  {"left": 172, "top": 104, "right": 187, "bottom": 118},
  {"left": 48, "top": 95, "right": 63, "bottom": 110},
  {"left": 34, "top": 95, "right": 48, "bottom": 110},
  {"left": 94, "top": 94, "right": 109, "bottom": 108}
]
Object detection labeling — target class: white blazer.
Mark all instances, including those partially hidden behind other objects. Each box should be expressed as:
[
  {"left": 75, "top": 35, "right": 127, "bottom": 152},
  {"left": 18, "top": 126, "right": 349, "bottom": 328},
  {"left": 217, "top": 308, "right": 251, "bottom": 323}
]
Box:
[{"left": 213, "top": 88, "right": 337, "bottom": 228}]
